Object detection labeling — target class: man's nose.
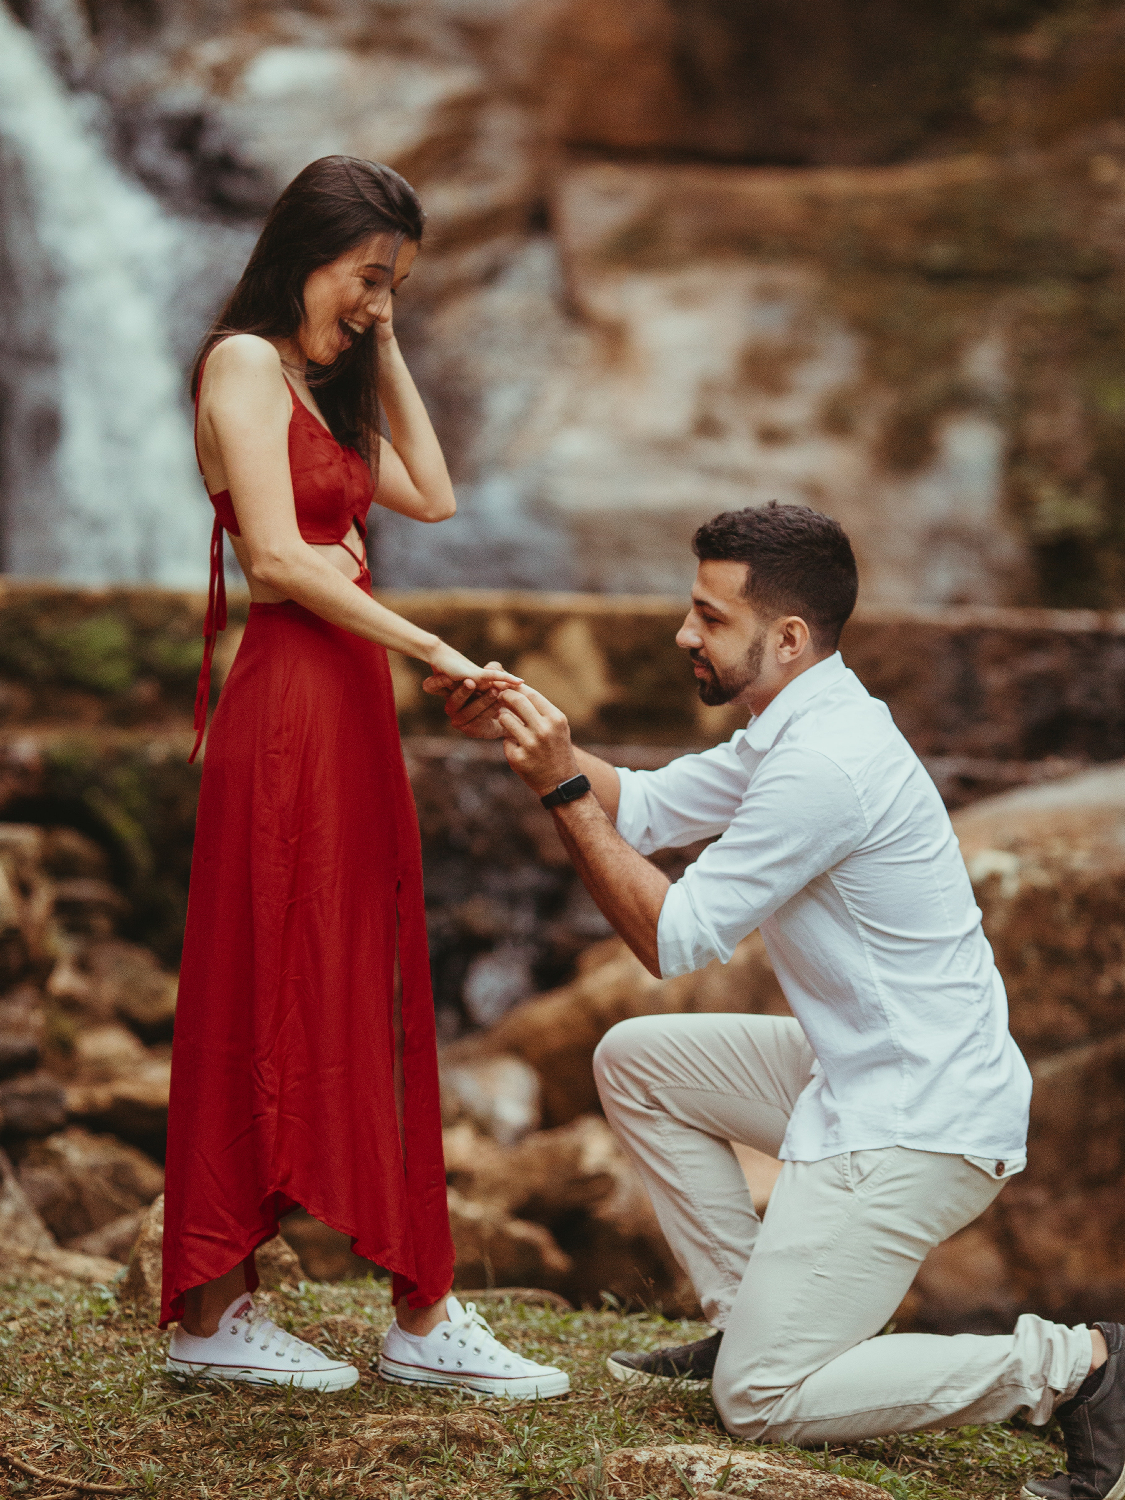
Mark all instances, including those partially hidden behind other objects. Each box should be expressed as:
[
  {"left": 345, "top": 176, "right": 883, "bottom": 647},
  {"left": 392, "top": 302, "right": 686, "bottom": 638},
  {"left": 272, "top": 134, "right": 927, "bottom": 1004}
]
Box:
[{"left": 676, "top": 616, "right": 702, "bottom": 651}]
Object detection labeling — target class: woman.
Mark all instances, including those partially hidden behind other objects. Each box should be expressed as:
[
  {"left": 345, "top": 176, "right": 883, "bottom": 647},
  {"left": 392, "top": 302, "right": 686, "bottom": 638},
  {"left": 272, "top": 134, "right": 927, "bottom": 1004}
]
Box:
[{"left": 161, "top": 156, "right": 569, "bottom": 1400}]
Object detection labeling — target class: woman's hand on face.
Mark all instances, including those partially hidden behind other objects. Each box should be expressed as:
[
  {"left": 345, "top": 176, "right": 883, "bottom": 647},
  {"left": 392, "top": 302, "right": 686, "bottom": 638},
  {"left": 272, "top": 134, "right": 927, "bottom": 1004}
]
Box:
[{"left": 374, "top": 288, "right": 397, "bottom": 347}]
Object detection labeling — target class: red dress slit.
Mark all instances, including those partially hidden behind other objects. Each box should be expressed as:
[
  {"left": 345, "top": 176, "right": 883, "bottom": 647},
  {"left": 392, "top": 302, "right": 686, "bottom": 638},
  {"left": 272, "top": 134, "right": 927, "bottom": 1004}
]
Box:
[{"left": 160, "top": 365, "right": 454, "bottom": 1326}]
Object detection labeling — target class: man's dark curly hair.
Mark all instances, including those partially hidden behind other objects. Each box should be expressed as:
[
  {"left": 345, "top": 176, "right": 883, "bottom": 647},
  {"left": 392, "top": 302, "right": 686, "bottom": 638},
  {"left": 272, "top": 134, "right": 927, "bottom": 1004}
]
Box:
[{"left": 692, "top": 502, "right": 858, "bottom": 652}]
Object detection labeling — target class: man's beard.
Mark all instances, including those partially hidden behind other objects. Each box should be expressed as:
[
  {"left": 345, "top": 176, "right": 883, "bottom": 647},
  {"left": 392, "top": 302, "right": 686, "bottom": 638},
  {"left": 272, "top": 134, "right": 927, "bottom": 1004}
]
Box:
[{"left": 691, "top": 629, "right": 766, "bottom": 707}]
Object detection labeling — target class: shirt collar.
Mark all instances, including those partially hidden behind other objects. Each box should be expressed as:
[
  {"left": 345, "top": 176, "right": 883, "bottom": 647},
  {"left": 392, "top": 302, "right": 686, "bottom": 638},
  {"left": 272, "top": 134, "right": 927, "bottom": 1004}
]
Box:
[{"left": 739, "top": 651, "right": 847, "bottom": 755}]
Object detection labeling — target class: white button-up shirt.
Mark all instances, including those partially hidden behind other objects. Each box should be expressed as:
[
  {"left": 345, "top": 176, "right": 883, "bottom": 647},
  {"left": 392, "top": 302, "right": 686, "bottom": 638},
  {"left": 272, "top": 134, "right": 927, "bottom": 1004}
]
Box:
[{"left": 615, "top": 652, "right": 1031, "bottom": 1168}]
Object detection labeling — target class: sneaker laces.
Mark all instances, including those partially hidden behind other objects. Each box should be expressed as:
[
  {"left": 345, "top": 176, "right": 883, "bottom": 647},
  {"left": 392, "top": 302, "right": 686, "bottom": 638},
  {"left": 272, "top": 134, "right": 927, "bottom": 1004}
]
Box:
[
  {"left": 229, "top": 1304, "right": 319, "bottom": 1364},
  {"left": 440, "top": 1303, "right": 524, "bottom": 1368}
]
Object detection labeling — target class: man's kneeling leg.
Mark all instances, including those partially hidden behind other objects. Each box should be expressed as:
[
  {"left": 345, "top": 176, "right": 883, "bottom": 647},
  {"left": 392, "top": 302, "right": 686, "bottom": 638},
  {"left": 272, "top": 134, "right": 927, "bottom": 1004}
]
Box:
[{"left": 711, "top": 1147, "right": 1090, "bottom": 1446}]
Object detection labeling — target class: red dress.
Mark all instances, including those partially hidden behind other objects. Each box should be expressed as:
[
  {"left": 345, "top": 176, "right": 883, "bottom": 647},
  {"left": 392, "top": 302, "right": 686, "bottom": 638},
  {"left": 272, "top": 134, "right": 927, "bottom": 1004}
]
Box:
[{"left": 160, "top": 369, "right": 454, "bottom": 1327}]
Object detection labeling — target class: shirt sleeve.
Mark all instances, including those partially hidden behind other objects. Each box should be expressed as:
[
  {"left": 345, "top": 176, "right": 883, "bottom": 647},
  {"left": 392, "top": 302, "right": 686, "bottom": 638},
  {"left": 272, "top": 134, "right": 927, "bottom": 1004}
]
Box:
[
  {"left": 657, "top": 746, "right": 869, "bottom": 978},
  {"left": 615, "top": 736, "right": 750, "bottom": 856}
]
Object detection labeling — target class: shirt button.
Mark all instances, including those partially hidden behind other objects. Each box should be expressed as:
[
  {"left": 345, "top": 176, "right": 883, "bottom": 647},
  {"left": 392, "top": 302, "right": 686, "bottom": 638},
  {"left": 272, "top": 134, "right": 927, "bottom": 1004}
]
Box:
[{"left": 995, "top": 1161, "right": 1004, "bottom": 1176}]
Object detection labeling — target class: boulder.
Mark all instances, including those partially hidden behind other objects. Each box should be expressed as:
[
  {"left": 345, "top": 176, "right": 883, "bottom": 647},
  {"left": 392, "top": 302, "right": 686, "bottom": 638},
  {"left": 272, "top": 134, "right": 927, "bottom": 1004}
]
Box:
[
  {"left": 118, "top": 1192, "right": 163, "bottom": 1312},
  {"left": 0, "top": 1071, "right": 67, "bottom": 1138},
  {"left": 79, "top": 940, "right": 178, "bottom": 1042},
  {"left": 448, "top": 1187, "right": 573, "bottom": 1296},
  {"left": 65, "top": 1056, "right": 171, "bottom": 1150},
  {"left": 578, "top": 1445, "right": 891, "bottom": 1499},
  {"left": 13, "top": 1126, "right": 163, "bottom": 1243},
  {"left": 474, "top": 932, "right": 787, "bottom": 1126},
  {"left": 51, "top": 1022, "right": 149, "bottom": 1084},
  {"left": 66, "top": 1208, "right": 147, "bottom": 1264},
  {"left": 0, "top": 1144, "right": 54, "bottom": 1253},
  {"left": 444, "top": 1116, "right": 698, "bottom": 1314},
  {"left": 120, "top": 1194, "right": 302, "bottom": 1317},
  {"left": 0, "top": 984, "right": 43, "bottom": 1079},
  {"left": 895, "top": 764, "right": 1125, "bottom": 1332},
  {"left": 51, "top": 878, "right": 128, "bottom": 938},
  {"left": 439, "top": 1052, "right": 542, "bottom": 1145},
  {"left": 278, "top": 1209, "right": 384, "bottom": 1284},
  {"left": 0, "top": 1146, "right": 123, "bottom": 1285},
  {"left": 954, "top": 762, "right": 1125, "bottom": 1061}
]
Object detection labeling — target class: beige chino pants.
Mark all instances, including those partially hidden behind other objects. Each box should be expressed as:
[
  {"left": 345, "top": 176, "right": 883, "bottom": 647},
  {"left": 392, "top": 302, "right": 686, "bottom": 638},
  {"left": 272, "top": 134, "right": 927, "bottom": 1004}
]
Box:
[{"left": 593, "top": 1012, "right": 1092, "bottom": 1444}]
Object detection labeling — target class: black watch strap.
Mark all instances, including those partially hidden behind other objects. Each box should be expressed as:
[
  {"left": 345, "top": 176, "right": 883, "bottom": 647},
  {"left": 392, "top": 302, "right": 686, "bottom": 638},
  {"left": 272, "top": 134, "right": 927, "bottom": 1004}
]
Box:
[{"left": 541, "top": 773, "right": 592, "bottom": 809}]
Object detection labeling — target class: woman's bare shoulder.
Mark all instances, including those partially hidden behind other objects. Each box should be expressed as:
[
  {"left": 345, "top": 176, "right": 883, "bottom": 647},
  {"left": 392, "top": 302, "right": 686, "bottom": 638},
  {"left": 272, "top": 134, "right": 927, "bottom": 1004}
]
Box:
[
  {"left": 206, "top": 334, "right": 284, "bottom": 384},
  {"left": 202, "top": 336, "right": 289, "bottom": 423}
]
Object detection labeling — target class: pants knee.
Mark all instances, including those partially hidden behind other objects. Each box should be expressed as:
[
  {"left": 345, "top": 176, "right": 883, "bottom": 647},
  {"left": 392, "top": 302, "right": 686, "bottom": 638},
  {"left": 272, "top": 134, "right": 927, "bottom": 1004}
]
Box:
[
  {"left": 593, "top": 1015, "right": 657, "bottom": 1106},
  {"left": 712, "top": 1364, "right": 786, "bottom": 1443}
]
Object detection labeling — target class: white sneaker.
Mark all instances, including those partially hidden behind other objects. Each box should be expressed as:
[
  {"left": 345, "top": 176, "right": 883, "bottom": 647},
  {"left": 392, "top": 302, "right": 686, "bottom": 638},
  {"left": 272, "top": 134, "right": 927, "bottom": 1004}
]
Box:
[
  {"left": 378, "top": 1295, "right": 570, "bottom": 1399},
  {"left": 166, "top": 1294, "right": 359, "bottom": 1392}
]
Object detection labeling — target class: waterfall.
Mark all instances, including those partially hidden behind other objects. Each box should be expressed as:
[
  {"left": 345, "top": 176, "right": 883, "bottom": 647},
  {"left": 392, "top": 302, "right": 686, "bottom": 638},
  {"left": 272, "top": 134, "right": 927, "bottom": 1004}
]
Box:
[{"left": 0, "top": 3, "right": 211, "bottom": 585}]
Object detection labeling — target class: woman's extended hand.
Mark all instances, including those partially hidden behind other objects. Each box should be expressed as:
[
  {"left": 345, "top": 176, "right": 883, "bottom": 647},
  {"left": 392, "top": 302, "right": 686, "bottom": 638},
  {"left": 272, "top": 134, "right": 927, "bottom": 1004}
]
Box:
[
  {"left": 422, "top": 661, "right": 509, "bottom": 739},
  {"left": 426, "top": 644, "right": 521, "bottom": 692}
]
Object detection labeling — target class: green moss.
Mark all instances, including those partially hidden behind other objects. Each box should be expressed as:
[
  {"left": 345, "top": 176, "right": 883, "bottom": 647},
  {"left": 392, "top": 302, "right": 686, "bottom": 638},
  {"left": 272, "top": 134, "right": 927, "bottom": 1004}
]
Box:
[{"left": 43, "top": 613, "right": 136, "bottom": 693}]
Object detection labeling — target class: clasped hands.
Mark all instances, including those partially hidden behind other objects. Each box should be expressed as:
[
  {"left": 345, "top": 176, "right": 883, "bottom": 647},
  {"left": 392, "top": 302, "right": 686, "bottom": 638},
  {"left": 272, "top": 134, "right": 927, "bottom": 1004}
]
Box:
[{"left": 422, "top": 662, "right": 578, "bottom": 797}]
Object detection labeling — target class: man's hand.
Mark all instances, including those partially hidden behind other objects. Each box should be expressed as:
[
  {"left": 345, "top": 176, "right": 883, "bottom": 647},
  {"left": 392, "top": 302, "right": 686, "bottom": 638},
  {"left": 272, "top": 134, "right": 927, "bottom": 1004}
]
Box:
[
  {"left": 495, "top": 687, "right": 580, "bottom": 796},
  {"left": 422, "top": 662, "right": 506, "bottom": 740}
]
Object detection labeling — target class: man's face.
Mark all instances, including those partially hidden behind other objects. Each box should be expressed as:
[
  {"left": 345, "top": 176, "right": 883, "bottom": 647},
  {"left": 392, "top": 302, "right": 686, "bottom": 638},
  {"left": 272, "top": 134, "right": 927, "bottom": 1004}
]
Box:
[{"left": 675, "top": 561, "right": 770, "bottom": 707}]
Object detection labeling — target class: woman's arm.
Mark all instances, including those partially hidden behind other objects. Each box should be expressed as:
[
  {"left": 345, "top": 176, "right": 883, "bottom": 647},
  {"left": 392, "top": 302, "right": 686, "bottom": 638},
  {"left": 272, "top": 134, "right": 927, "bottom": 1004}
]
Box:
[
  {"left": 200, "top": 335, "right": 508, "bottom": 684},
  {"left": 369, "top": 298, "right": 456, "bottom": 523}
]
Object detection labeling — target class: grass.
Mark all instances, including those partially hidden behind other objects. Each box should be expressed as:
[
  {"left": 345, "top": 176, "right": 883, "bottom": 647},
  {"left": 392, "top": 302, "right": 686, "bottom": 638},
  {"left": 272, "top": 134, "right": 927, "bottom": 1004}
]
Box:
[{"left": 0, "top": 1276, "right": 1064, "bottom": 1498}]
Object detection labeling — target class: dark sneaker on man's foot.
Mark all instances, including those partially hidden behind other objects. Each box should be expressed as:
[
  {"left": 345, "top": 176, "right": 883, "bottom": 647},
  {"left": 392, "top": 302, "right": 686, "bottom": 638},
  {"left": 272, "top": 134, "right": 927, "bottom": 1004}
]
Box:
[
  {"left": 607, "top": 1331, "right": 723, "bottom": 1385},
  {"left": 1022, "top": 1322, "right": 1125, "bottom": 1500}
]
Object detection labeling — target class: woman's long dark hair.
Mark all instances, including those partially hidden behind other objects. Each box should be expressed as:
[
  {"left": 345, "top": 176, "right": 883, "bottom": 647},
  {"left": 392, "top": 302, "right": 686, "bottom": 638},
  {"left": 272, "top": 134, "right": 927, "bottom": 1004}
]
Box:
[{"left": 191, "top": 156, "right": 425, "bottom": 466}]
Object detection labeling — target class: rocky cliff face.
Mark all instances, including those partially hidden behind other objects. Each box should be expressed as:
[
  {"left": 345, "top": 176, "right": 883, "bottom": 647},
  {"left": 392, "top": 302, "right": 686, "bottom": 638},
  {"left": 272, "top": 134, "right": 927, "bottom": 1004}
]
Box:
[{"left": 5, "top": 0, "right": 1125, "bottom": 599}]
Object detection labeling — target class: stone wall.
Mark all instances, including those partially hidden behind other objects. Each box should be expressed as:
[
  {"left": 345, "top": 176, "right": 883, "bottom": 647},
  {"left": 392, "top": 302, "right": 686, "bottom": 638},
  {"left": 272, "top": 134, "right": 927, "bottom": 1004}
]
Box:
[
  {"left": 0, "top": 582, "right": 1119, "bottom": 1011},
  {"left": 1, "top": 581, "right": 1123, "bottom": 757}
]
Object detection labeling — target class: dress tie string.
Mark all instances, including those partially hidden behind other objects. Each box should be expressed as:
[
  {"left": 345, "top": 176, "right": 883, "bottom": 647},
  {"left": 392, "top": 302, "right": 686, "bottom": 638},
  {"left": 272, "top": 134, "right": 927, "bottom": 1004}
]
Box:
[{"left": 190, "top": 514, "right": 227, "bottom": 764}]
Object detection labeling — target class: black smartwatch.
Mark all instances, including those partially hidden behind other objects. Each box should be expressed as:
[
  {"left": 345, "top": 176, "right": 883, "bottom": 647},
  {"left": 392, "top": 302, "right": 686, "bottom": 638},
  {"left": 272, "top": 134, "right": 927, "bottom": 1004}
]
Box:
[{"left": 540, "top": 773, "right": 592, "bottom": 810}]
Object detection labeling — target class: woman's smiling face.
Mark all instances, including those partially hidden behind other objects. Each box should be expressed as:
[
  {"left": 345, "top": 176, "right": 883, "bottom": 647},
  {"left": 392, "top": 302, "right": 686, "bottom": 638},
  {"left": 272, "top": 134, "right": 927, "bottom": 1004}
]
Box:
[{"left": 297, "top": 234, "right": 418, "bottom": 365}]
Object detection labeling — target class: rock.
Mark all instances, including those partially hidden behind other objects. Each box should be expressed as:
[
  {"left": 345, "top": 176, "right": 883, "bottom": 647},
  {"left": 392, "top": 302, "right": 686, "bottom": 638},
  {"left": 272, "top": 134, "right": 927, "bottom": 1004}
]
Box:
[
  {"left": 51, "top": 878, "right": 128, "bottom": 938},
  {"left": 312, "top": 1411, "right": 510, "bottom": 1470},
  {"left": 475, "top": 932, "right": 787, "bottom": 1126},
  {"left": 444, "top": 1117, "right": 697, "bottom": 1314},
  {"left": 118, "top": 1191, "right": 163, "bottom": 1312},
  {"left": 0, "top": 1144, "right": 54, "bottom": 1252},
  {"left": 447, "top": 1187, "right": 573, "bottom": 1295},
  {"left": 895, "top": 763, "right": 1125, "bottom": 1332},
  {"left": 65, "top": 1056, "right": 171, "bottom": 1150},
  {"left": 0, "top": 1145, "right": 122, "bottom": 1285},
  {"left": 578, "top": 1444, "right": 891, "bottom": 1499},
  {"left": 52, "top": 1022, "right": 149, "bottom": 1083},
  {"left": 0, "top": 984, "right": 43, "bottom": 1079},
  {"left": 40, "top": 826, "right": 109, "bottom": 881},
  {"left": 0, "top": 1239, "right": 124, "bottom": 1286},
  {"left": 0, "top": 1071, "right": 67, "bottom": 1137},
  {"left": 954, "top": 762, "right": 1125, "bottom": 1062},
  {"left": 440, "top": 1052, "right": 542, "bottom": 1145},
  {"left": 13, "top": 1126, "right": 163, "bottom": 1243},
  {"left": 80, "top": 940, "right": 178, "bottom": 1042},
  {"left": 461, "top": 943, "right": 536, "bottom": 1028},
  {"left": 120, "top": 1194, "right": 300, "bottom": 1313},
  {"left": 278, "top": 1209, "right": 384, "bottom": 1284},
  {"left": 66, "top": 1208, "right": 147, "bottom": 1263}
]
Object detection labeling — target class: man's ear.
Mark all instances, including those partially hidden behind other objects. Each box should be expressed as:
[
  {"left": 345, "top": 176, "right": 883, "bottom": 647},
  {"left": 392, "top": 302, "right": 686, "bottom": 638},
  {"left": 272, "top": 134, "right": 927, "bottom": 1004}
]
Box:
[{"left": 776, "top": 616, "right": 811, "bottom": 662}]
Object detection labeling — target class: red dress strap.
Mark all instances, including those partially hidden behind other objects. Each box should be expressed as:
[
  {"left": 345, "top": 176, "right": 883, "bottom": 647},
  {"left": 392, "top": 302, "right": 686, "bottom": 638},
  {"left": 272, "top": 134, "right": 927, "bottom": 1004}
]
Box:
[
  {"left": 190, "top": 346, "right": 229, "bottom": 765},
  {"left": 190, "top": 516, "right": 227, "bottom": 763}
]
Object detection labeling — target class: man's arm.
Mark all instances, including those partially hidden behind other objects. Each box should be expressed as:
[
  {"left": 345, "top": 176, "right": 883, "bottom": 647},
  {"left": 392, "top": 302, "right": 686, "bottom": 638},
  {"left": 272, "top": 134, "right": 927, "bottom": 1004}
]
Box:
[{"left": 495, "top": 686, "right": 667, "bottom": 977}]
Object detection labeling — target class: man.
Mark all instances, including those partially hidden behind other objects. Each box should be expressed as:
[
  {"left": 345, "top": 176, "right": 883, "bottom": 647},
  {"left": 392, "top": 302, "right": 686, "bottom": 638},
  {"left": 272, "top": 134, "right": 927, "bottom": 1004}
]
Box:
[{"left": 425, "top": 502, "right": 1121, "bottom": 1500}]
